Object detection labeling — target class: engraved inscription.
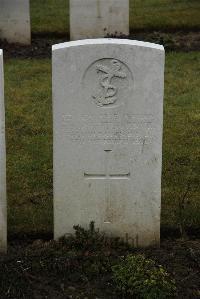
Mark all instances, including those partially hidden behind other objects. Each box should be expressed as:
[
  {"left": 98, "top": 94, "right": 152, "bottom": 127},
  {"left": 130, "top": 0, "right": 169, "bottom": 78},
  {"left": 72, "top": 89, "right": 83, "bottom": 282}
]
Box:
[
  {"left": 84, "top": 150, "right": 130, "bottom": 223},
  {"left": 93, "top": 59, "right": 127, "bottom": 106},
  {"left": 62, "top": 113, "right": 155, "bottom": 145}
]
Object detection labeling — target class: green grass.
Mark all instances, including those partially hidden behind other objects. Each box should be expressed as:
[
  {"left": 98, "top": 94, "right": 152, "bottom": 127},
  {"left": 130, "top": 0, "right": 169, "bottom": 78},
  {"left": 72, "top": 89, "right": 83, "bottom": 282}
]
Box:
[
  {"left": 30, "top": 0, "right": 69, "bottom": 36},
  {"left": 5, "top": 59, "right": 53, "bottom": 235},
  {"left": 4, "top": 52, "right": 200, "bottom": 235},
  {"left": 162, "top": 52, "right": 200, "bottom": 229},
  {"left": 30, "top": 0, "right": 200, "bottom": 35},
  {"left": 130, "top": 0, "right": 200, "bottom": 32}
]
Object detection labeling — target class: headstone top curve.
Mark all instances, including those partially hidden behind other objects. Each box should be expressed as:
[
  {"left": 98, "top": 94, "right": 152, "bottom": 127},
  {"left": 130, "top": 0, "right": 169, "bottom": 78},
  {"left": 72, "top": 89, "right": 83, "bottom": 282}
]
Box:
[{"left": 52, "top": 39, "right": 164, "bottom": 52}]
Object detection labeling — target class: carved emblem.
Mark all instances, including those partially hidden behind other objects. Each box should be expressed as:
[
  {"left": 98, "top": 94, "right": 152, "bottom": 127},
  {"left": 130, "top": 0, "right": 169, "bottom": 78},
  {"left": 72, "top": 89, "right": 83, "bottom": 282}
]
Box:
[{"left": 93, "top": 59, "right": 127, "bottom": 107}]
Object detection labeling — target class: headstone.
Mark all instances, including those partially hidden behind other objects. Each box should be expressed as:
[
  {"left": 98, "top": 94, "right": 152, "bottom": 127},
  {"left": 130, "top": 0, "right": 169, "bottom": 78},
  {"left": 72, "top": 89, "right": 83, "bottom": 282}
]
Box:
[
  {"left": 0, "top": 50, "right": 6, "bottom": 253},
  {"left": 70, "top": 0, "right": 129, "bottom": 40},
  {"left": 52, "top": 39, "right": 165, "bottom": 247},
  {"left": 0, "top": 0, "right": 31, "bottom": 45}
]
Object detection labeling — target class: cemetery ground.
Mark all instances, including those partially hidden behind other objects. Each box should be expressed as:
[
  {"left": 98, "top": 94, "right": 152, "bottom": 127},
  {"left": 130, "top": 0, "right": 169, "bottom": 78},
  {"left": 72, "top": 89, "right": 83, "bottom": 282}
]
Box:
[
  {"left": 0, "top": 0, "right": 200, "bottom": 298},
  {"left": 1, "top": 53, "right": 199, "bottom": 298}
]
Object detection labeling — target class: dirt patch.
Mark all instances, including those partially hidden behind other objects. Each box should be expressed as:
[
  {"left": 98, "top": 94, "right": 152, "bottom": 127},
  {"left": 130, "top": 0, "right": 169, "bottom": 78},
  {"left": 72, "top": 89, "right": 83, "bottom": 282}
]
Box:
[
  {"left": 139, "top": 240, "right": 200, "bottom": 299},
  {"left": 131, "top": 31, "right": 200, "bottom": 52},
  {"left": 0, "top": 38, "right": 56, "bottom": 59},
  {"left": 0, "top": 31, "right": 199, "bottom": 60},
  {"left": 0, "top": 238, "right": 200, "bottom": 299}
]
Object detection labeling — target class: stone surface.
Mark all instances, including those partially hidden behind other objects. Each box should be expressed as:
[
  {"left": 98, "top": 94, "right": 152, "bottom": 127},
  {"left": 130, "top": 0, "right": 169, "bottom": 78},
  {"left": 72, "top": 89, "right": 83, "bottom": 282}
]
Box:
[
  {"left": 0, "top": 0, "right": 31, "bottom": 45},
  {"left": 0, "top": 50, "right": 6, "bottom": 253},
  {"left": 52, "top": 39, "right": 165, "bottom": 247},
  {"left": 70, "top": 0, "right": 129, "bottom": 40}
]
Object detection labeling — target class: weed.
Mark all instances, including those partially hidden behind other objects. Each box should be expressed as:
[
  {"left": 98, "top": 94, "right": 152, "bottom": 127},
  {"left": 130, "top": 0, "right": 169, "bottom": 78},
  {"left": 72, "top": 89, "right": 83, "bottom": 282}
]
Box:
[{"left": 112, "top": 254, "right": 176, "bottom": 298}]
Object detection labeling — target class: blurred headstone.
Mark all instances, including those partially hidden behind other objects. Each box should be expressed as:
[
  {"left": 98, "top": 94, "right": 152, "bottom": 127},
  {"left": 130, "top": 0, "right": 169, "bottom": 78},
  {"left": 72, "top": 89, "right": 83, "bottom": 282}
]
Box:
[
  {"left": 0, "top": 0, "right": 31, "bottom": 44},
  {"left": 70, "top": 0, "right": 129, "bottom": 40}
]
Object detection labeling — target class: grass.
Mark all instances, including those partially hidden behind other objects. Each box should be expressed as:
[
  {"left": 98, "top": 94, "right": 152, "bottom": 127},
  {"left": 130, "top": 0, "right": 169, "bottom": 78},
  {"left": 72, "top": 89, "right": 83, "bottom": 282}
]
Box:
[
  {"left": 30, "top": 0, "right": 200, "bottom": 35},
  {"left": 130, "top": 0, "right": 200, "bottom": 32},
  {"left": 5, "top": 59, "right": 53, "bottom": 236},
  {"left": 30, "top": 0, "right": 69, "bottom": 36},
  {"left": 4, "top": 51, "right": 200, "bottom": 236},
  {"left": 162, "top": 52, "right": 200, "bottom": 229}
]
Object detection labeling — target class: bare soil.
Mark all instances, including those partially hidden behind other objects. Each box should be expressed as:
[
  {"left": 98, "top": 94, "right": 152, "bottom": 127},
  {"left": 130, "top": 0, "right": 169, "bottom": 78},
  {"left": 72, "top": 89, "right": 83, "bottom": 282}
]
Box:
[{"left": 0, "top": 237, "right": 200, "bottom": 299}]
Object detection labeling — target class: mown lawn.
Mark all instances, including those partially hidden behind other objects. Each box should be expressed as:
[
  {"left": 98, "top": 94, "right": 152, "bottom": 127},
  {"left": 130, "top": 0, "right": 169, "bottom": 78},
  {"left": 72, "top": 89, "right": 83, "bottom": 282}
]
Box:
[
  {"left": 30, "top": 0, "right": 200, "bottom": 35},
  {"left": 4, "top": 51, "right": 200, "bottom": 236},
  {"left": 5, "top": 59, "right": 53, "bottom": 236},
  {"left": 130, "top": 0, "right": 200, "bottom": 32}
]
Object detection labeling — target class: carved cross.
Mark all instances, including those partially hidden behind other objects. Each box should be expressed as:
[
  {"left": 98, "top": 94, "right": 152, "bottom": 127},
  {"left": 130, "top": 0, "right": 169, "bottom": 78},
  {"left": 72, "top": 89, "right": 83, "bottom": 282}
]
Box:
[{"left": 84, "top": 150, "right": 130, "bottom": 223}]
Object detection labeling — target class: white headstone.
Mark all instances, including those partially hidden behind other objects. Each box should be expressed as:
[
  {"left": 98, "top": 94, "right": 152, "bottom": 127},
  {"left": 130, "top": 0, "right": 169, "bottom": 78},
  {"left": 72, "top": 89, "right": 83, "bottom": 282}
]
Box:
[
  {"left": 53, "top": 39, "right": 165, "bottom": 247},
  {"left": 70, "top": 0, "right": 129, "bottom": 40},
  {"left": 0, "top": 0, "right": 31, "bottom": 45},
  {"left": 0, "top": 50, "right": 6, "bottom": 253}
]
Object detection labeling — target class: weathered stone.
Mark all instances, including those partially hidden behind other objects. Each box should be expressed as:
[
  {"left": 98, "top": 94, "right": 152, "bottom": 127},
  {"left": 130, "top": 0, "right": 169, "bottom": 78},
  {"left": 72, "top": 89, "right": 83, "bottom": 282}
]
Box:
[
  {"left": 52, "top": 39, "right": 165, "bottom": 247},
  {"left": 0, "top": 0, "right": 31, "bottom": 45},
  {"left": 0, "top": 50, "right": 6, "bottom": 253},
  {"left": 70, "top": 0, "right": 129, "bottom": 40}
]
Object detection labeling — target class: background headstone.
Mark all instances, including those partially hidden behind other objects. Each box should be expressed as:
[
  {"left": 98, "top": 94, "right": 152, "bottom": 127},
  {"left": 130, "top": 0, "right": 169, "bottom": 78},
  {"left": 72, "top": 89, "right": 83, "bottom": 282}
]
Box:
[
  {"left": 52, "top": 39, "right": 164, "bottom": 247},
  {"left": 70, "top": 0, "right": 129, "bottom": 40},
  {"left": 0, "top": 0, "right": 31, "bottom": 45},
  {"left": 0, "top": 50, "right": 6, "bottom": 253}
]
